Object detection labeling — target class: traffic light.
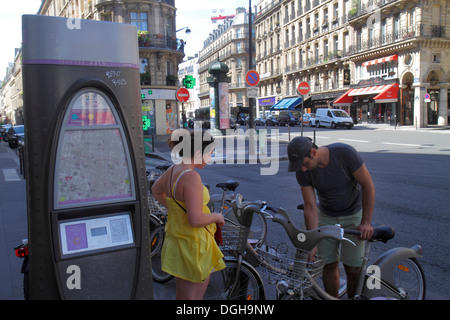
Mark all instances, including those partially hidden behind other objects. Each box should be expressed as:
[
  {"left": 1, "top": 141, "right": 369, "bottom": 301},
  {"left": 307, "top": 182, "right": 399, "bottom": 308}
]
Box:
[{"left": 183, "top": 75, "right": 196, "bottom": 89}]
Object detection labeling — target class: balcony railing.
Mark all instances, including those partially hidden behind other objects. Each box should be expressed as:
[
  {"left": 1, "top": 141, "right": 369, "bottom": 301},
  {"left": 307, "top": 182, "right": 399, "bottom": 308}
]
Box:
[
  {"left": 342, "top": 24, "right": 446, "bottom": 57},
  {"left": 138, "top": 34, "right": 185, "bottom": 53}
]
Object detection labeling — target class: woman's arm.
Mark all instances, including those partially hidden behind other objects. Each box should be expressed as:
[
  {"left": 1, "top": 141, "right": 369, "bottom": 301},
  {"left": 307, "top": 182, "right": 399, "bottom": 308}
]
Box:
[
  {"left": 151, "top": 171, "right": 169, "bottom": 208},
  {"left": 182, "top": 171, "right": 224, "bottom": 228}
]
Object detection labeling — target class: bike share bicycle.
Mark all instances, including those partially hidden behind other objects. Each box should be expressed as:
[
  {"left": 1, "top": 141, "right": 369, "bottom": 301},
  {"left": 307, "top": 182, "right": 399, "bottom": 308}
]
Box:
[{"left": 205, "top": 194, "right": 426, "bottom": 300}]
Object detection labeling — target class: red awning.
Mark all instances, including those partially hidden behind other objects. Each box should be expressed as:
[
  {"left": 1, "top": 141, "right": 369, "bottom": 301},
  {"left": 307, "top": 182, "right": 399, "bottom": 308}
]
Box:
[
  {"left": 373, "top": 83, "right": 399, "bottom": 103},
  {"left": 348, "top": 84, "right": 393, "bottom": 96},
  {"left": 362, "top": 54, "right": 398, "bottom": 67},
  {"left": 332, "top": 89, "right": 353, "bottom": 107}
]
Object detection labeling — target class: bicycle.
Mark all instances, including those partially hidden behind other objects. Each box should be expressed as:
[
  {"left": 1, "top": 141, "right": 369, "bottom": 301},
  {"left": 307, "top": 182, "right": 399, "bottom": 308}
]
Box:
[
  {"left": 147, "top": 164, "right": 173, "bottom": 283},
  {"left": 205, "top": 195, "right": 426, "bottom": 300},
  {"left": 208, "top": 180, "right": 267, "bottom": 246},
  {"left": 294, "top": 203, "right": 426, "bottom": 300}
]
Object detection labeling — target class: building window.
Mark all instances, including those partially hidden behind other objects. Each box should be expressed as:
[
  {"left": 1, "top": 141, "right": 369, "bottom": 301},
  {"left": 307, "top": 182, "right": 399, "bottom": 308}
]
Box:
[
  {"left": 102, "top": 13, "right": 112, "bottom": 22},
  {"left": 131, "top": 12, "right": 148, "bottom": 31}
]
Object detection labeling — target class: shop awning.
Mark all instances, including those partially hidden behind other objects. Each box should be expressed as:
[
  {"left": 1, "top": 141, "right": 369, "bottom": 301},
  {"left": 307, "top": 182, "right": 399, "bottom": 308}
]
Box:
[
  {"left": 373, "top": 83, "right": 399, "bottom": 103},
  {"left": 362, "top": 54, "right": 398, "bottom": 67},
  {"left": 270, "top": 97, "right": 303, "bottom": 110},
  {"left": 348, "top": 84, "right": 395, "bottom": 96},
  {"left": 332, "top": 89, "right": 353, "bottom": 107}
]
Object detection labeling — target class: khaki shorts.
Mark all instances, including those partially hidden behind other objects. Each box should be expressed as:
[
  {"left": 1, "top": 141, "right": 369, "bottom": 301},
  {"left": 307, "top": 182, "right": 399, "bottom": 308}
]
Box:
[{"left": 317, "top": 209, "right": 365, "bottom": 268}]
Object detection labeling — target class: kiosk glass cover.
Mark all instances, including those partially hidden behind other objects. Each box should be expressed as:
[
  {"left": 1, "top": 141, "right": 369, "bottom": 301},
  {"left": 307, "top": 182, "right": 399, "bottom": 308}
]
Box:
[{"left": 54, "top": 88, "right": 135, "bottom": 209}]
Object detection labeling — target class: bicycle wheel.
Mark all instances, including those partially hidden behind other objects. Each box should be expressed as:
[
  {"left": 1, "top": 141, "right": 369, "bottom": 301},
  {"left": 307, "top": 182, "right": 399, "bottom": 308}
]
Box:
[
  {"left": 391, "top": 258, "right": 426, "bottom": 300},
  {"left": 149, "top": 216, "right": 173, "bottom": 283},
  {"left": 204, "top": 258, "right": 265, "bottom": 300}
]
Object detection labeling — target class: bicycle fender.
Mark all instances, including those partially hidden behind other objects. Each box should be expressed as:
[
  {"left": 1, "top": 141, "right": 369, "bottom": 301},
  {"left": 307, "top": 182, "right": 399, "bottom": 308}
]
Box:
[{"left": 362, "top": 245, "right": 422, "bottom": 297}]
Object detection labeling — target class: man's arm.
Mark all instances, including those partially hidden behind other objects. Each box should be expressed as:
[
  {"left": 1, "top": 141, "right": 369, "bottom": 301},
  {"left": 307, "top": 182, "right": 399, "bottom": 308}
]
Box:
[
  {"left": 352, "top": 163, "right": 375, "bottom": 240},
  {"left": 300, "top": 185, "right": 318, "bottom": 230}
]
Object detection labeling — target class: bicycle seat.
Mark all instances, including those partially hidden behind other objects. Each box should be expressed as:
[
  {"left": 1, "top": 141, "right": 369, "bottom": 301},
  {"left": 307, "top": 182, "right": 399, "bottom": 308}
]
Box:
[
  {"left": 216, "top": 180, "right": 239, "bottom": 191},
  {"left": 371, "top": 225, "right": 395, "bottom": 243}
]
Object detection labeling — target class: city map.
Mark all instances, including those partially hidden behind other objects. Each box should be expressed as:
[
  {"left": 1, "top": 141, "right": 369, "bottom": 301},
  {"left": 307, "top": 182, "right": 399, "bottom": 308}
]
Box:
[{"left": 55, "top": 129, "right": 133, "bottom": 207}]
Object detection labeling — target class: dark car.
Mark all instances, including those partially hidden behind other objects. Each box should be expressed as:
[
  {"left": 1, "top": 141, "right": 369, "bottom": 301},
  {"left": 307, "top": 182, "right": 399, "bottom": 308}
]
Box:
[
  {"left": 277, "top": 110, "right": 301, "bottom": 126},
  {"left": 264, "top": 114, "right": 278, "bottom": 126},
  {"left": 7, "top": 125, "right": 25, "bottom": 148},
  {"left": 1, "top": 124, "right": 12, "bottom": 141}
]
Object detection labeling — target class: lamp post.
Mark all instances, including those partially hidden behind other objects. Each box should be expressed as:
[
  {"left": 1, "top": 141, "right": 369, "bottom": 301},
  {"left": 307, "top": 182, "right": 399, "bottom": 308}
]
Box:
[{"left": 176, "top": 27, "right": 191, "bottom": 34}]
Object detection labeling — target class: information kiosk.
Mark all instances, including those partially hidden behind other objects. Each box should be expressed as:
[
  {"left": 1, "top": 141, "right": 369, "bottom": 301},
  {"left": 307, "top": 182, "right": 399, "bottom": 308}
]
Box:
[{"left": 22, "top": 15, "right": 152, "bottom": 299}]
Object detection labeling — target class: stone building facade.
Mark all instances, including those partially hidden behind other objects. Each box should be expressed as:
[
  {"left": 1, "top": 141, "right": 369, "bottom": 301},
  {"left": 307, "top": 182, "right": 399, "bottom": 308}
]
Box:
[
  {"left": 254, "top": 0, "right": 449, "bottom": 127},
  {"left": 1, "top": 0, "right": 185, "bottom": 135}
]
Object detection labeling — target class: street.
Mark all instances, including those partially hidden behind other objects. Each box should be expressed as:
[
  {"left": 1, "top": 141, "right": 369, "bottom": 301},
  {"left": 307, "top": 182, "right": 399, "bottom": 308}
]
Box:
[
  {"left": 1, "top": 125, "right": 449, "bottom": 299},
  {"left": 199, "top": 125, "right": 450, "bottom": 300}
]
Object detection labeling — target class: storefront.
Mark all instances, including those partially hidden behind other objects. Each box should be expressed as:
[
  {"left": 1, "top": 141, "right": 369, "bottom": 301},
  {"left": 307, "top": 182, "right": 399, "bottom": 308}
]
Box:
[
  {"left": 258, "top": 96, "right": 276, "bottom": 117},
  {"left": 140, "top": 88, "right": 178, "bottom": 135},
  {"left": 333, "top": 78, "right": 399, "bottom": 125}
]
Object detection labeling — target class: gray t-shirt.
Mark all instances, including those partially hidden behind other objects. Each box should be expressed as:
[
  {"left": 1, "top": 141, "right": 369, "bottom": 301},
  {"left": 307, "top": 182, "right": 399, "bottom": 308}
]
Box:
[{"left": 296, "top": 143, "right": 364, "bottom": 217}]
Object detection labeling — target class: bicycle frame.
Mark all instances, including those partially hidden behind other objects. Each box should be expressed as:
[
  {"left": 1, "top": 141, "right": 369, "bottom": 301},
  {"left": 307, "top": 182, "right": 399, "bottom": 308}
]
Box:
[{"left": 228, "top": 196, "right": 424, "bottom": 300}]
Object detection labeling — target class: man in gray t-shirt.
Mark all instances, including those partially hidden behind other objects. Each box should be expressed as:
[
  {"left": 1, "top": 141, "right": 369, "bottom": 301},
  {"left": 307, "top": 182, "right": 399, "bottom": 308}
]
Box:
[{"left": 288, "top": 137, "right": 375, "bottom": 298}]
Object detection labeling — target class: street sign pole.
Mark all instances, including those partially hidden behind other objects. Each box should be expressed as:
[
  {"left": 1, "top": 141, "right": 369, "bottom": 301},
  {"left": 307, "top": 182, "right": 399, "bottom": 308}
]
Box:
[
  {"left": 297, "top": 81, "right": 310, "bottom": 137},
  {"left": 176, "top": 88, "right": 190, "bottom": 129}
]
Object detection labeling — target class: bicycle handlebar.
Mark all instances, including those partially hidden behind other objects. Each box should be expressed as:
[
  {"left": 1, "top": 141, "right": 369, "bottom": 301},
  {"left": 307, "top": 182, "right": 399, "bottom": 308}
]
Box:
[{"left": 231, "top": 194, "right": 353, "bottom": 251}]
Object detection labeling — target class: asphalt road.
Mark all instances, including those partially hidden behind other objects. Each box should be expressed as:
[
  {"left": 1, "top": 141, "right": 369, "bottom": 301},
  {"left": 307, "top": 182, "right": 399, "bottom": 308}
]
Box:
[{"left": 196, "top": 125, "right": 450, "bottom": 300}]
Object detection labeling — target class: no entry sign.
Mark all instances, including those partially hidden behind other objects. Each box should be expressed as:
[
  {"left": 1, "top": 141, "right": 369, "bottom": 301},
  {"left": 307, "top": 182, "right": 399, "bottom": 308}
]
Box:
[
  {"left": 297, "top": 81, "right": 310, "bottom": 95},
  {"left": 176, "top": 87, "right": 190, "bottom": 102},
  {"left": 245, "top": 70, "right": 260, "bottom": 87}
]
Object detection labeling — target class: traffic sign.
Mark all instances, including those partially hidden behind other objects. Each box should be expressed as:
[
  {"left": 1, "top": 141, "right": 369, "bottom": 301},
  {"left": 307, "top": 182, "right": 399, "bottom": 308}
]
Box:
[
  {"left": 246, "top": 70, "right": 260, "bottom": 87},
  {"left": 297, "top": 81, "right": 310, "bottom": 95},
  {"left": 176, "top": 87, "right": 190, "bottom": 102},
  {"left": 247, "top": 87, "right": 259, "bottom": 98}
]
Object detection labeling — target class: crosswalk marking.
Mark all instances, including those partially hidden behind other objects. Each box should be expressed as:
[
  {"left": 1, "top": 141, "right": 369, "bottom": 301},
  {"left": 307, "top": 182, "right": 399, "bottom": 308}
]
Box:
[{"left": 2, "top": 169, "right": 21, "bottom": 181}]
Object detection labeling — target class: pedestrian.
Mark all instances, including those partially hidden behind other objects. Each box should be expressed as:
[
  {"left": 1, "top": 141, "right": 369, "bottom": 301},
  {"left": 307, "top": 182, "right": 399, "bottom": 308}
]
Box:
[
  {"left": 287, "top": 136, "right": 375, "bottom": 299},
  {"left": 151, "top": 129, "right": 225, "bottom": 300}
]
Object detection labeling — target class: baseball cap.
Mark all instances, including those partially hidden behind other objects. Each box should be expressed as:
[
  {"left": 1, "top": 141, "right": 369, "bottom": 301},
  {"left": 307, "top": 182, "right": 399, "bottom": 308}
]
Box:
[{"left": 287, "top": 136, "right": 313, "bottom": 172}]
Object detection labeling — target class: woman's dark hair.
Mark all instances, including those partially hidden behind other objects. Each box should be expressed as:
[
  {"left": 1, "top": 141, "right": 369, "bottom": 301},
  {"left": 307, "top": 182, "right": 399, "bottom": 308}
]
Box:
[{"left": 168, "top": 129, "right": 215, "bottom": 158}]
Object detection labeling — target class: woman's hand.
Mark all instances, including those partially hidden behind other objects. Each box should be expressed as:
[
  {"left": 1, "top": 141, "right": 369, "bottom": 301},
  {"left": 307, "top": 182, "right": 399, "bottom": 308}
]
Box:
[{"left": 214, "top": 213, "right": 225, "bottom": 227}]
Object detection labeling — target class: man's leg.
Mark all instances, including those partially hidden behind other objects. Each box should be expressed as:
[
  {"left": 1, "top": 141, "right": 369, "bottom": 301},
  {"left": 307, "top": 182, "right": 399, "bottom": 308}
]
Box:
[
  {"left": 343, "top": 264, "right": 360, "bottom": 299},
  {"left": 322, "top": 261, "right": 340, "bottom": 297}
]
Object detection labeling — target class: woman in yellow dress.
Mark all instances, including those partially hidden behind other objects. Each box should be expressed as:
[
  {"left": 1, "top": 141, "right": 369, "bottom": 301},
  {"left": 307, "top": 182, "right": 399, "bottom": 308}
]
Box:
[{"left": 151, "top": 130, "right": 225, "bottom": 299}]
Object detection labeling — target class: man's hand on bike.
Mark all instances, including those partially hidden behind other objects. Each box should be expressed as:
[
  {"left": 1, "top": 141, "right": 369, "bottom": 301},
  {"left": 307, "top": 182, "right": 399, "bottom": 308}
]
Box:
[
  {"left": 308, "top": 247, "right": 318, "bottom": 262},
  {"left": 357, "top": 222, "right": 373, "bottom": 240}
]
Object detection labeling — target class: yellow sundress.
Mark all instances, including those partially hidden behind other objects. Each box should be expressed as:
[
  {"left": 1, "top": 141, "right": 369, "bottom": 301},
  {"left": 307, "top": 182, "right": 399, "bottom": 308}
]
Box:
[{"left": 161, "top": 169, "right": 225, "bottom": 283}]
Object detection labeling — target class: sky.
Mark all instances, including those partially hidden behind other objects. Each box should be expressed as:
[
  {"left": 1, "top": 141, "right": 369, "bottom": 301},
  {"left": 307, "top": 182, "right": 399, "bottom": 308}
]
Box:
[{"left": 0, "top": 0, "right": 249, "bottom": 80}]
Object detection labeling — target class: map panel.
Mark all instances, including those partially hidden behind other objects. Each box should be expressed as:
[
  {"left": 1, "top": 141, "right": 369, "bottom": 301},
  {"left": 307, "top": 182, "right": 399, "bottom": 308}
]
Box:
[{"left": 55, "top": 128, "right": 132, "bottom": 207}]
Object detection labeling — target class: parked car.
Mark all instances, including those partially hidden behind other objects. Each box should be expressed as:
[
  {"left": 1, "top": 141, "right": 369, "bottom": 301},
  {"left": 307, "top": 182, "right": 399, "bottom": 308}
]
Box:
[
  {"left": 254, "top": 117, "right": 265, "bottom": 126},
  {"left": 1, "top": 124, "right": 12, "bottom": 141},
  {"left": 302, "top": 113, "right": 316, "bottom": 127},
  {"left": 315, "top": 108, "right": 353, "bottom": 129},
  {"left": 7, "top": 125, "right": 25, "bottom": 148},
  {"left": 264, "top": 114, "right": 279, "bottom": 126},
  {"left": 277, "top": 110, "right": 301, "bottom": 126}
]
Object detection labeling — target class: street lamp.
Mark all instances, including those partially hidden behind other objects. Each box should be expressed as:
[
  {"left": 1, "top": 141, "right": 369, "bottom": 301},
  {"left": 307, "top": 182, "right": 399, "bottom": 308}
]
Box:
[{"left": 176, "top": 27, "right": 191, "bottom": 34}]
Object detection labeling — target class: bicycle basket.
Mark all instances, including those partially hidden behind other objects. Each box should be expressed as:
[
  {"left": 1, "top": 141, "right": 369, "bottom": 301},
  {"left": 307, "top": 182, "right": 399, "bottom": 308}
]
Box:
[
  {"left": 220, "top": 218, "right": 246, "bottom": 251},
  {"left": 257, "top": 243, "right": 325, "bottom": 290}
]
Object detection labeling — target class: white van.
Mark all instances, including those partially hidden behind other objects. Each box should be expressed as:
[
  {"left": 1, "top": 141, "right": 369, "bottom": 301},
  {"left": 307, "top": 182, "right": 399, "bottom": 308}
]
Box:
[{"left": 315, "top": 108, "right": 354, "bottom": 129}]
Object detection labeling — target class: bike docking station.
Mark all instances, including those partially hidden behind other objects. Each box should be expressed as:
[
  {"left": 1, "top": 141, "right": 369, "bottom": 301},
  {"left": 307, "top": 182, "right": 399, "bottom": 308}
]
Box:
[{"left": 21, "top": 15, "right": 152, "bottom": 299}]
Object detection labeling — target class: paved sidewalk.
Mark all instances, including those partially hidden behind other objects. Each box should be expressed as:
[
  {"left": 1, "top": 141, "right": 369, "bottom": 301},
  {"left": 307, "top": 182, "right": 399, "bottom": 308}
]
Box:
[{"left": 0, "top": 141, "right": 27, "bottom": 300}]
